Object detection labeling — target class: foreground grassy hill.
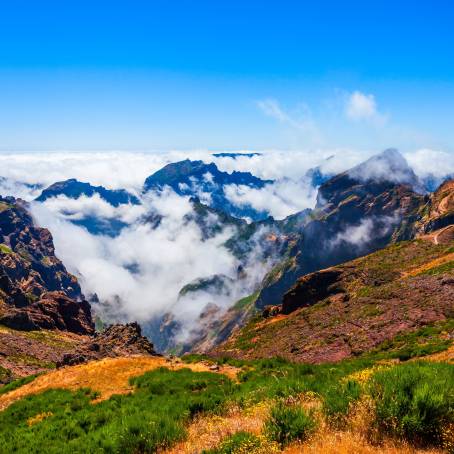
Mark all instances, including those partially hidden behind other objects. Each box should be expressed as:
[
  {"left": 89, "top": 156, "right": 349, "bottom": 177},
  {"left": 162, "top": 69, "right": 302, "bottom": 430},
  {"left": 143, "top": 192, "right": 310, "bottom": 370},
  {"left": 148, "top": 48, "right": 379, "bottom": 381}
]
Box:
[{"left": 0, "top": 347, "right": 452, "bottom": 453}]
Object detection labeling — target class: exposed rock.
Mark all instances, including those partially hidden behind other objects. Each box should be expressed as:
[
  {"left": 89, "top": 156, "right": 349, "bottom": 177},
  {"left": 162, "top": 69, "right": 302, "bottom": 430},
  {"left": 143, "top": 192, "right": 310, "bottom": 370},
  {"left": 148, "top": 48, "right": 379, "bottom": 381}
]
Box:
[
  {"left": 0, "top": 196, "right": 94, "bottom": 335},
  {"left": 57, "top": 322, "right": 157, "bottom": 367}
]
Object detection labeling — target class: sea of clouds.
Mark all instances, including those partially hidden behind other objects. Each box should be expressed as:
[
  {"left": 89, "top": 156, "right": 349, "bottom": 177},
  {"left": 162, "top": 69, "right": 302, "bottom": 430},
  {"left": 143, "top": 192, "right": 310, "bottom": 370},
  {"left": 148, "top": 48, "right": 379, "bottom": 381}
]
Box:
[{"left": 0, "top": 148, "right": 453, "bottom": 346}]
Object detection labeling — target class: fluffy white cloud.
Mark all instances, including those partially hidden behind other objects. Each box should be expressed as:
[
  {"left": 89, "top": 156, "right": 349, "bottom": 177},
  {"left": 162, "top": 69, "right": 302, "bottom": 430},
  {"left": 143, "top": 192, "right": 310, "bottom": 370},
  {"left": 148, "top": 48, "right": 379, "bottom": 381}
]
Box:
[
  {"left": 345, "top": 91, "right": 387, "bottom": 125},
  {"left": 404, "top": 148, "right": 454, "bottom": 179},
  {"left": 345, "top": 91, "right": 377, "bottom": 120},
  {"left": 224, "top": 178, "right": 317, "bottom": 220}
]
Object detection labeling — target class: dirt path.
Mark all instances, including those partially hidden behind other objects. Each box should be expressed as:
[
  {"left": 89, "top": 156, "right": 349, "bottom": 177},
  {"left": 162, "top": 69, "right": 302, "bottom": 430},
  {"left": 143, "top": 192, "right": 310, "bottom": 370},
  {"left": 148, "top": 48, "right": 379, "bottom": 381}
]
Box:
[
  {"left": 433, "top": 225, "right": 454, "bottom": 245},
  {"left": 0, "top": 355, "right": 239, "bottom": 412}
]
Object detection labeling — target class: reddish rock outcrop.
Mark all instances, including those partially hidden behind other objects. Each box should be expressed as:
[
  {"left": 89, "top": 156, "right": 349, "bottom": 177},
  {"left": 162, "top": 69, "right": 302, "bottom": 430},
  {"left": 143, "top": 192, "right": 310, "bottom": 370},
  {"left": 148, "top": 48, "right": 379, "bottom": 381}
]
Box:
[
  {"left": 57, "top": 322, "right": 158, "bottom": 367},
  {"left": 0, "top": 196, "right": 94, "bottom": 335}
]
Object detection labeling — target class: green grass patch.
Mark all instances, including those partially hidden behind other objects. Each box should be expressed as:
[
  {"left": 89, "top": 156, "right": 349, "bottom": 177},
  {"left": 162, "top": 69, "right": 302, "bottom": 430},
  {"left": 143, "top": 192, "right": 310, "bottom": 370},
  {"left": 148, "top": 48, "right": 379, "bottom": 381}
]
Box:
[
  {"left": 0, "top": 367, "right": 232, "bottom": 454},
  {"left": 420, "top": 260, "right": 454, "bottom": 276},
  {"left": 367, "top": 319, "right": 454, "bottom": 361}
]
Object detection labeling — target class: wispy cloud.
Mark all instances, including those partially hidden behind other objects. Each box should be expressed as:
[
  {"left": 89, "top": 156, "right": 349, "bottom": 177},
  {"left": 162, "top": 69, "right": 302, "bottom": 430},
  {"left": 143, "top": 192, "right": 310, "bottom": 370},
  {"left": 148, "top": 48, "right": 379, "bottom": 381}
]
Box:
[{"left": 256, "top": 98, "right": 323, "bottom": 145}]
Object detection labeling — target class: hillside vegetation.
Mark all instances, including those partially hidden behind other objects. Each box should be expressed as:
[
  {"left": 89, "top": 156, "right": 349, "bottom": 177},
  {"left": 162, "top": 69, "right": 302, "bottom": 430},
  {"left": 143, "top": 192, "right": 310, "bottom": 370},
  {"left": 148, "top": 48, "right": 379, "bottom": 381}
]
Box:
[{"left": 0, "top": 348, "right": 452, "bottom": 453}]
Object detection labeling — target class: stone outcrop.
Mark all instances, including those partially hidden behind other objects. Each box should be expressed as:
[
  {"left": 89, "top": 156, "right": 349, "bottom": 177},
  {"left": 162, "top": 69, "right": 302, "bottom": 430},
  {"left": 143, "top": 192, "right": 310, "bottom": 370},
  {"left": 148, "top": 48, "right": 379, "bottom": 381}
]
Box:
[
  {"left": 0, "top": 196, "right": 94, "bottom": 335},
  {"left": 57, "top": 322, "right": 157, "bottom": 367}
]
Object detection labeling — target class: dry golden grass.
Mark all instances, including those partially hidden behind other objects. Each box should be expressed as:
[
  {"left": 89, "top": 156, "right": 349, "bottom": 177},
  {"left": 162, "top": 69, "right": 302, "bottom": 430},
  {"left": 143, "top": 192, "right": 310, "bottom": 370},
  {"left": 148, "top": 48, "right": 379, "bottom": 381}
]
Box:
[
  {"left": 283, "top": 431, "right": 445, "bottom": 454},
  {"left": 419, "top": 344, "right": 454, "bottom": 363},
  {"left": 163, "top": 401, "right": 271, "bottom": 454},
  {"left": 0, "top": 355, "right": 239, "bottom": 411},
  {"left": 402, "top": 252, "right": 454, "bottom": 277}
]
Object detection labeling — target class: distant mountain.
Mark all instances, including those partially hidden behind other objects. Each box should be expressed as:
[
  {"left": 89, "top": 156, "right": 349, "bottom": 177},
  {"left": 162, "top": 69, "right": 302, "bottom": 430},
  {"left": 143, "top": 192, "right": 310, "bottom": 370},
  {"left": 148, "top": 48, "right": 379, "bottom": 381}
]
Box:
[
  {"left": 143, "top": 159, "right": 273, "bottom": 221},
  {"left": 36, "top": 178, "right": 140, "bottom": 207},
  {"left": 212, "top": 152, "right": 262, "bottom": 158},
  {"left": 35, "top": 179, "right": 139, "bottom": 236}
]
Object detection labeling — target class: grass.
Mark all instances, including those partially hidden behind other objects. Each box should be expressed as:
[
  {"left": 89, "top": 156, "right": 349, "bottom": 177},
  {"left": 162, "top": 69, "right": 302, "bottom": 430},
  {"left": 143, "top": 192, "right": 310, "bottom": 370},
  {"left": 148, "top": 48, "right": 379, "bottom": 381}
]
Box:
[
  {"left": 366, "top": 319, "right": 454, "bottom": 361},
  {"left": 203, "top": 431, "right": 263, "bottom": 453},
  {"left": 0, "top": 353, "right": 452, "bottom": 452},
  {"left": 0, "top": 243, "right": 13, "bottom": 254},
  {"left": 420, "top": 260, "right": 454, "bottom": 276},
  {"left": 0, "top": 367, "right": 232, "bottom": 453}
]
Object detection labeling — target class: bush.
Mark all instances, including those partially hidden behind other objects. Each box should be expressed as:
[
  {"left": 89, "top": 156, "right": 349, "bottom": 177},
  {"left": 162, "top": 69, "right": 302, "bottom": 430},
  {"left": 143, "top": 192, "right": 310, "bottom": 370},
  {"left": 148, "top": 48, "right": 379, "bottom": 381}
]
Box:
[
  {"left": 204, "top": 431, "right": 262, "bottom": 453},
  {"left": 264, "top": 402, "right": 317, "bottom": 446},
  {"left": 369, "top": 361, "right": 454, "bottom": 446},
  {"left": 323, "top": 379, "right": 361, "bottom": 420}
]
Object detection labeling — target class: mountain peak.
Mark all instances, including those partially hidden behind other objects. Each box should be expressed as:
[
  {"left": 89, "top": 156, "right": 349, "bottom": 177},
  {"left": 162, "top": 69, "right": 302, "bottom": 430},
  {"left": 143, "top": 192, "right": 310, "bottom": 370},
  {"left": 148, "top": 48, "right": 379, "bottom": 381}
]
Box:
[{"left": 348, "top": 148, "right": 419, "bottom": 186}]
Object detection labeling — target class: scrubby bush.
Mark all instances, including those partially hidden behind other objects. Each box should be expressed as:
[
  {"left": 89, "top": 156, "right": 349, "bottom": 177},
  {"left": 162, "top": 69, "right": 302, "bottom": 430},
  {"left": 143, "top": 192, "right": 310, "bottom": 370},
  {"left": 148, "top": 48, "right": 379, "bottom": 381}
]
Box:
[
  {"left": 204, "top": 431, "right": 262, "bottom": 453},
  {"left": 264, "top": 402, "right": 317, "bottom": 446},
  {"left": 369, "top": 361, "right": 454, "bottom": 447}
]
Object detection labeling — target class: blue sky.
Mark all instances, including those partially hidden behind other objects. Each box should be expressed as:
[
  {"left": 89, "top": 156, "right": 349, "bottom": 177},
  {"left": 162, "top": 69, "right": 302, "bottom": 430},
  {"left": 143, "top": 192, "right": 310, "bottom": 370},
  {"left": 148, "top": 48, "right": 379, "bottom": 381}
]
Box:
[{"left": 0, "top": 1, "right": 453, "bottom": 151}]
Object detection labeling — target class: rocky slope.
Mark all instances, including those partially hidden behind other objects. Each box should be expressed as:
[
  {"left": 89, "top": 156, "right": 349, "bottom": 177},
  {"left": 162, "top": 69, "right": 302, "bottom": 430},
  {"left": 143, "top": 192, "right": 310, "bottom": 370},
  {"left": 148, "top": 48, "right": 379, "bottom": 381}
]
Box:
[
  {"left": 255, "top": 150, "right": 425, "bottom": 309},
  {"left": 0, "top": 197, "right": 157, "bottom": 382},
  {"left": 211, "top": 235, "right": 454, "bottom": 363},
  {"left": 204, "top": 156, "right": 454, "bottom": 356}
]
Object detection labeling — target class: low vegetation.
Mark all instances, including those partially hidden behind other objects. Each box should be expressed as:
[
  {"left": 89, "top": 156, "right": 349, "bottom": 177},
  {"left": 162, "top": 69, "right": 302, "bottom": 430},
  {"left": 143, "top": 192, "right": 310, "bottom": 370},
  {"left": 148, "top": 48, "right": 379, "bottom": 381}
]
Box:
[
  {"left": 0, "top": 351, "right": 452, "bottom": 453},
  {"left": 264, "top": 403, "right": 317, "bottom": 446}
]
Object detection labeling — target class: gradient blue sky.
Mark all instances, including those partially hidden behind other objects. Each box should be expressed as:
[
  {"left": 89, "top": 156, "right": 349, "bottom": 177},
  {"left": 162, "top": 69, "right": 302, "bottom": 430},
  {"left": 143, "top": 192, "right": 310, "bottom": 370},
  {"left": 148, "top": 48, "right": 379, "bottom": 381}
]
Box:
[{"left": 1, "top": 0, "right": 453, "bottom": 151}]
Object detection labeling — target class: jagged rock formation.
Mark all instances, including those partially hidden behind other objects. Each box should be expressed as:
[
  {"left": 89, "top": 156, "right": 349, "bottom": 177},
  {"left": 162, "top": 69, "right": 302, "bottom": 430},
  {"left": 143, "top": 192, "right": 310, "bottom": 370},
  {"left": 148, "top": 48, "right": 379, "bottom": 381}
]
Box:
[
  {"left": 0, "top": 196, "right": 93, "bottom": 334},
  {"left": 0, "top": 198, "right": 157, "bottom": 380},
  {"left": 58, "top": 322, "right": 157, "bottom": 367}
]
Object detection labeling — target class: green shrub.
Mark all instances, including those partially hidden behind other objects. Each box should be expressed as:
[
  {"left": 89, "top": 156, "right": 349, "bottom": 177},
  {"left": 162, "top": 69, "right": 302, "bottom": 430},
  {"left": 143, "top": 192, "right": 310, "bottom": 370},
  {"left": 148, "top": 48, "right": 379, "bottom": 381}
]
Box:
[
  {"left": 264, "top": 402, "right": 317, "bottom": 446},
  {"left": 369, "top": 361, "right": 454, "bottom": 446},
  {"left": 204, "top": 431, "right": 262, "bottom": 453},
  {"left": 323, "top": 379, "right": 361, "bottom": 420}
]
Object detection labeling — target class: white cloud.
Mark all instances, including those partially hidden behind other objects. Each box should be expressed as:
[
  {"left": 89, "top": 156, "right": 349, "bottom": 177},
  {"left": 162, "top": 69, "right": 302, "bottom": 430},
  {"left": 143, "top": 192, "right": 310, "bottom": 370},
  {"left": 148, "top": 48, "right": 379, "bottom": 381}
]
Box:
[
  {"left": 224, "top": 178, "right": 317, "bottom": 220},
  {"left": 345, "top": 91, "right": 377, "bottom": 120},
  {"left": 345, "top": 91, "right": 387, "bottom": 125},
  {"left": 404, "top": 148, "right": 454, "bottom": 179}
]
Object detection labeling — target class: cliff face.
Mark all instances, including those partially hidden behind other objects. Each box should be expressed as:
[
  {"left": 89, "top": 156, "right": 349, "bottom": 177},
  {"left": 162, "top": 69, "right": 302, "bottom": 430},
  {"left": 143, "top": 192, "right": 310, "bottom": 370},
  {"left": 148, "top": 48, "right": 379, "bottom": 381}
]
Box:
[
  {"left": 253, "top": 151, "right": 427, "bottom": 309},
  {"left": 0, "top": 196, "right": 94, "bottom": 334}
]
